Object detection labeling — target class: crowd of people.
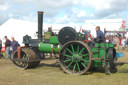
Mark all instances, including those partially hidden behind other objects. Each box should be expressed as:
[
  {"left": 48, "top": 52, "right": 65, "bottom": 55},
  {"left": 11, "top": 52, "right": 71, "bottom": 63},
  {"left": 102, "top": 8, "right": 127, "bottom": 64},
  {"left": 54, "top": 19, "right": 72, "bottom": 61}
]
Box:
[
  {"left": 90, "top": 26, "right": 127, "bottom": 51},
  {"left": 106, "top": 35, "right": 128, "bottom": 50},
  {"left": 0, "top": 36, "right": 20, "bottom": 59}
]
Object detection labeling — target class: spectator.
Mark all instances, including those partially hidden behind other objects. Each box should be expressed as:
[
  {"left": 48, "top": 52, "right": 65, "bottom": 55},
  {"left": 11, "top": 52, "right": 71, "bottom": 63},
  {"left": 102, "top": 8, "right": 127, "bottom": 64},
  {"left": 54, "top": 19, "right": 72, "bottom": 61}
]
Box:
[
  {"left": 0, "top": 38, "right": 2, "bottom": 58},
  {"left": 126, "top": 38, "right": 128, "bottom": 51},
  {"left": 118, "top": 36, "right": 121, "bottom": 46},
  {"left": 113, "top": 35, "right": 120, "bottom": 50},
  {"left": 11, "top": 36, "right": 20, "bottom": 54},
  {"left": 124, "top": 37, "right": 127, "bottom": 48},
  {"left": 106, "top": 36, "right": 109, "bottom": 42},
  {"left": 126, "top": 37, "right": 128, "bottom": 51},
  {"left": 109, "top": 36, "right": 113, "bottom": 43},
  {"left": 4, "top": 36, "right": 12, "bottom": 59},
  {"left": 121, "top": 37, "right": 125, "bottom": 50}
]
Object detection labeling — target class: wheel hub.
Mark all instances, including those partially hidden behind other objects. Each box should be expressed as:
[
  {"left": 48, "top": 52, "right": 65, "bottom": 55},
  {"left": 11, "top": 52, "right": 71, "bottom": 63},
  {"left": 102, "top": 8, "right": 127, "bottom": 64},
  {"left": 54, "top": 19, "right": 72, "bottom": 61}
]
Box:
[{"left": 72, "top": 54, "right": 82, "bottom": 60}]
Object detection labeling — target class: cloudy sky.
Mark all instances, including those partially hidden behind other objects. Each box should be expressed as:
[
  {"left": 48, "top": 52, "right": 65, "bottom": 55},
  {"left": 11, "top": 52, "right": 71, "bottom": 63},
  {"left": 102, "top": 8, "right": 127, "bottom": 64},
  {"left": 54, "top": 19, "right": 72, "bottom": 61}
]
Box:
[{"left": 0, "top": 0, "right": 128, "bottom": 25}]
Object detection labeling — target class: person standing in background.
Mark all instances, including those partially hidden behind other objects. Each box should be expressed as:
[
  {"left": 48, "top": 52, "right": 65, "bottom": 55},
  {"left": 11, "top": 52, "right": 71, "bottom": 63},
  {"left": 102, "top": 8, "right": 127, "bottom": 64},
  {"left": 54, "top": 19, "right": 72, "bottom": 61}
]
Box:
[
  {"left": 4, "top": 36, "right": 12, "bottom": 59},
  {"left": 126, "top": 37, "right": 128, "bottom": 51},
  {"left": 11, "top": 36, "right": 20, "bottom": 54},
  {"left": 121, "top": 37, "right": 125, "bottom": 50},
  {"left": 106, "top": 36, "right": 109, "bottom": 43},
  {"left": 109, "top": 36, "right": 113, "bottom": 43},
  {"left": 113, "top": 35, "right": 120, "bottom": 50},
  {"left": 0, "top": 39, "right": 2, "bottom": 58},
  {"left": 124, "top": 37, "right": 127, "bottom": 48}
]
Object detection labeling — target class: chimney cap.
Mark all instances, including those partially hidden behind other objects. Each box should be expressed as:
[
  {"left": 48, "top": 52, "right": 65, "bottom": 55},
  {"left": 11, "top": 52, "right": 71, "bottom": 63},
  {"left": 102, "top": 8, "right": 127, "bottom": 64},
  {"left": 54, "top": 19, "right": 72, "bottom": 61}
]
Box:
[{"left": 38, "top": 11, "right": 44, "bottom": 14}]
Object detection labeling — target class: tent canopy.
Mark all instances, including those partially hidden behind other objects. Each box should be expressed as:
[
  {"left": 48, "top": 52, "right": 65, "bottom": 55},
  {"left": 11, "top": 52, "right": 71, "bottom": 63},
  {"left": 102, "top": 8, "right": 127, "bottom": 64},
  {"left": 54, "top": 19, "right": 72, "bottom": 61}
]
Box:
[
  {"left": 0, "top": 18, "right": 124, "bottom": 46},
  {"left": 83, "top": 19, "right": 124, "bottom": 37},
  {"left": 0, "top": 18, "right": 80, "bottom": 46}
]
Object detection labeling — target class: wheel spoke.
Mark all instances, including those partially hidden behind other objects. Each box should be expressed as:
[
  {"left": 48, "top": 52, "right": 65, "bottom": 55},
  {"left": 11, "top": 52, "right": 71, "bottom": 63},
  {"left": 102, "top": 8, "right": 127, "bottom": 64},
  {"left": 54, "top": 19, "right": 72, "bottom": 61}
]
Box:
[
  {"left": 81, "top": 59, "right": 89, "bottom": 63},
  {"left": 66, "top": 48, "right": 73, "bottom": 55},
  {"left": 79, "top": 48, "right": 85, "bottom": 55},
  {"left": 18, "top": 61, "right": 20, "bottom": 65},
  {"left": 67, "top": 61, "right": 74, "bottom": 68},
  {"left": 22, "top": 62, "right": 26, "bottom": 67},
  {"left": 76, "top": 62, "right": 80, "bottom": 72},
  {"left": 81, "top": 54, "right": 89, "bottom": 57},
  {"left": 64, "top": 59, "right": 72, "bottom": 62},
  {"left": 22, "top": 54, "right": 26, "bottom": 59},
  {"left": 81, "top": 62, "right": 86, "bottom": 68},
  {"left": 20, "top": 62, "right": 24, "bottom": 67},
  {"left": 73, "top": 64, "right": 76, "bottom": 72},
  {"left": 23, "top": 62, "right": 26, "bottom": 67},
  {"left": 23, "top": 62, "right": 25, "bottom": 67},
  {"left": 71, "top": 44, "right": 75, "bottom": 53},
  {"left": 63, "top": 54, "right": 72, "bottom": 58},
  {"left": 22, "top": 54, "right": 27, "bottom": 67},
  {"left": 77, "top": 45, "right": 79, "bottom": 54}
]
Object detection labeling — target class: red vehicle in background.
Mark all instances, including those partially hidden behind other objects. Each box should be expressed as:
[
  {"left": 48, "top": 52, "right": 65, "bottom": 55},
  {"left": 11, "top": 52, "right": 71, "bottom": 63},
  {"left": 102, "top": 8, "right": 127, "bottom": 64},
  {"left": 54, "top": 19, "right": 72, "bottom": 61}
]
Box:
[
  {"left": 1, "top": 47, "right": 6, "bottom": 57},
  {"left": 1, "top": 47, "right": 6, "bottom": 53}
]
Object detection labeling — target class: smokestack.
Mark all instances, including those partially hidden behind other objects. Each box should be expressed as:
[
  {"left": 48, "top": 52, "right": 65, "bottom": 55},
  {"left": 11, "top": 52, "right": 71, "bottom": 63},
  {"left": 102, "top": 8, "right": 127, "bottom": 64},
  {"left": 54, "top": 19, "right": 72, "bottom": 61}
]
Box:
[{"left": 38, "top": 11, "right": 44, "bottom": 41}]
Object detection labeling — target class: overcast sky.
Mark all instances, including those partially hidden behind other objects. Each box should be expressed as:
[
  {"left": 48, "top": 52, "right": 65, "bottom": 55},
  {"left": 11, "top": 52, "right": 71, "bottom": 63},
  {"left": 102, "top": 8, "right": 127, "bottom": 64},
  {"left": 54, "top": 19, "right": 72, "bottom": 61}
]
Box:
[{"left": 0, "top": 0, "right": 128, "bottom": 25}]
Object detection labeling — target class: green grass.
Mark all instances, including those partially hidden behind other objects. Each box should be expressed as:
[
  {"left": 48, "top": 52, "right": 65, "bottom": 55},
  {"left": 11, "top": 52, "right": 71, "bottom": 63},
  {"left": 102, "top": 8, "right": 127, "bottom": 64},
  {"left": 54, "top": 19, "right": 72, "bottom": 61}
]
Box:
[{"left": 0, "top": 50, "right": 128, "bottom": 85}]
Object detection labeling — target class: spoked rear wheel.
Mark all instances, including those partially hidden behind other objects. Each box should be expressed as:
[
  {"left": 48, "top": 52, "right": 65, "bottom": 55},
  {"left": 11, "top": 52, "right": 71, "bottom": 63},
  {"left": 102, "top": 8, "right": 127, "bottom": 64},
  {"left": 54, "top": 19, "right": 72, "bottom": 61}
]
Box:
[{"left": 59, "top": 41, "right": 93, "bottom": 75}]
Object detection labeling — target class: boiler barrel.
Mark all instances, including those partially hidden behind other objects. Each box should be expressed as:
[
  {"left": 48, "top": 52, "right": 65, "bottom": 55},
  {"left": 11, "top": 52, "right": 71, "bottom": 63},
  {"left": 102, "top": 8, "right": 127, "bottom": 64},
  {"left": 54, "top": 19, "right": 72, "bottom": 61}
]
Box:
[{"left": 39, "top": 42, "right": 61, "bottom": 53}]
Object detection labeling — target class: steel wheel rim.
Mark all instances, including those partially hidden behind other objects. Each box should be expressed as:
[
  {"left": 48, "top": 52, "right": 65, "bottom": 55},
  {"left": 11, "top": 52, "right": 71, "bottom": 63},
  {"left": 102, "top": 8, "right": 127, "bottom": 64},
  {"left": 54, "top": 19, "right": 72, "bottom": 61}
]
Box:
[
  {"left": 60, "top": 41, "right": 92, "bottom": 75},
  {"left": 13, "top": 51, "right": 29, "bottom": 69}
]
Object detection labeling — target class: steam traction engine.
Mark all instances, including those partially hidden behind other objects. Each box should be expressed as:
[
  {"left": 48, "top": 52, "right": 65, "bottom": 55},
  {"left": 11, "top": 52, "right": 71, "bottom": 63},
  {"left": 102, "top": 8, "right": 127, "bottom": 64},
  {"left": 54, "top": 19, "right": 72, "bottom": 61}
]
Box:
[
  {"left": 12, "top": 12, "right": 61, "bottom": 69},
  {"left": 58, "top": 27, "right": 116, "bottom": 75},
  {"left": 12, "top": 11, "right": 117, "bottom": 75}
]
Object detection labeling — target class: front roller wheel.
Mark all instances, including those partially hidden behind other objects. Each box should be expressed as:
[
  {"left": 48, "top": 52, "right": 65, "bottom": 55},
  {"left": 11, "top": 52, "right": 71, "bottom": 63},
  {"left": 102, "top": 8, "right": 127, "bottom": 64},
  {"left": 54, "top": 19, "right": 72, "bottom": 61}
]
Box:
[
  {"left": 12, "top": 48, "right": 41, "bottom": 69},
  {"left": 59, "top": 41, "right": 93, "bottom": 75}
]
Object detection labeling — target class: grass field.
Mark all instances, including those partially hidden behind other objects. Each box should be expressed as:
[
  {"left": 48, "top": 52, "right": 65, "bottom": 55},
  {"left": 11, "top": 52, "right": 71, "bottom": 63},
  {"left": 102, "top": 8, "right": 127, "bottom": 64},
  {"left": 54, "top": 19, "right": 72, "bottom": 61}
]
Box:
[{"left": 0, "top": 50, "right": 128, "bottom": 85}]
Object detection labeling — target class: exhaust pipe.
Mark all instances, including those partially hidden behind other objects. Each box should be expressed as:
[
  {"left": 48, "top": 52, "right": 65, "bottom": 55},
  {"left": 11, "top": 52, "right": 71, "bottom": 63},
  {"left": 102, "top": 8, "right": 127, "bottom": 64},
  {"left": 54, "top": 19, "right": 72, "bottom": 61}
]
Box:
[{"left": 38, "top": 11, "right": 44, "bottom": 41}]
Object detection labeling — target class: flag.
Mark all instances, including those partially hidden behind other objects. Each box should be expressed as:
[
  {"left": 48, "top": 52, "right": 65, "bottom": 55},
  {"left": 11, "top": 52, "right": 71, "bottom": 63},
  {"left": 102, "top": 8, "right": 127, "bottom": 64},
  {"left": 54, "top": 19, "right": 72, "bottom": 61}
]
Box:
[{"left": 122, "top": 21, "right": 126, "bottom": 27}]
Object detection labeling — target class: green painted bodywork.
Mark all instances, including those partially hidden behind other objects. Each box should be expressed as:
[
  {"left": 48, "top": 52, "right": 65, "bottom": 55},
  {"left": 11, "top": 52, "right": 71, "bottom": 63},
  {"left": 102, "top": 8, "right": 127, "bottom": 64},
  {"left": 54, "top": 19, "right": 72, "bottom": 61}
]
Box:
[
  {"left": 40, "top": 33, "right": 114, "bottom": 69},
  {"left": 44, "top": 31, "right": 59, "bottom": 44},
  {"left": 39, "top": 42, "right": 61, "bottom": 53},
  {"left": 91, "top": 42, "right": 114, "bottom": 68},
  {"left": 95, "top": 43, "right": 114, "bottom": 48},
  {"left": 50, "top": 36, "right": 59, "bottom": 44},
  {"left": 44, "top": 32, "right": 51, "bottom": 40},
  {"left": 39, "top": 36, "right": 61, "bottom": 53}
]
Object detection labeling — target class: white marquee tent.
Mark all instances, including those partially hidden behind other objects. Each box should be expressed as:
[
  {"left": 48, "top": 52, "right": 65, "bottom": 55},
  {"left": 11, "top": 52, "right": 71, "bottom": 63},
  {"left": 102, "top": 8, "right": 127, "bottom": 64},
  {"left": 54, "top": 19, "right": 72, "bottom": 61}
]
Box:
[
  {"left": 0, "top": 18, "right": 38, "bottom": 46},
  {"left": 82, "top": 19, "right": 124, "bottom": 37},
  {"left": 0, "top": 18, "right": 125, "bottom": 46},
  {"left": 0, "top": 18, "right": 80, "bottom": 46}
]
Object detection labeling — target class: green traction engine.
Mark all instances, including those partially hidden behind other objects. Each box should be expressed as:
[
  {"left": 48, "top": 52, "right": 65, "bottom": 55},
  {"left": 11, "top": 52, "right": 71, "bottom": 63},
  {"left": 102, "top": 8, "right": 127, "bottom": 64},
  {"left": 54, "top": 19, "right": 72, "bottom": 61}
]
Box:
[
  {"left": 58, "top": 27, "right": 116, "bottom": 75},
  {"left": 11, "top": 11, "right": 116, "bottom": 75}
]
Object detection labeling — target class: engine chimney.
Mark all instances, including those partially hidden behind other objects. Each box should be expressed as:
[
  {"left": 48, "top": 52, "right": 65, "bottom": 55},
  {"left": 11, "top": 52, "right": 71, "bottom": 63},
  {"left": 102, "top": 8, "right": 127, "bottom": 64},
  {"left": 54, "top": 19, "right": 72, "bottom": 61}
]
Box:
[{"left": 38, "top": 11, "right": 44, "bottom": 41}]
